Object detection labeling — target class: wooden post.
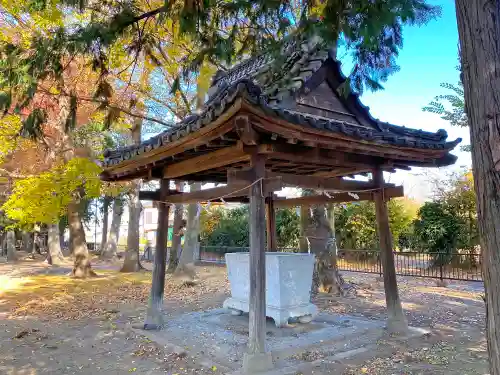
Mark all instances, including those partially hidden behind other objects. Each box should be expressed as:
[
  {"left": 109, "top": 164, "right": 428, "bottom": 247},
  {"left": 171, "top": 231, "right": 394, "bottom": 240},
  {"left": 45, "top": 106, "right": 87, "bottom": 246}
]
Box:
[
  {"left": 243, "top": 154, "right": 273, "bottom": 373},
  {"left": 372, "top": 168, "right": 408, "bottom": 333},
  {"left": 144, "top": 178, "right": 170, "bottom": 330},
  {"left": 266, "top": 195, "right": 277, "bottom": 251}
]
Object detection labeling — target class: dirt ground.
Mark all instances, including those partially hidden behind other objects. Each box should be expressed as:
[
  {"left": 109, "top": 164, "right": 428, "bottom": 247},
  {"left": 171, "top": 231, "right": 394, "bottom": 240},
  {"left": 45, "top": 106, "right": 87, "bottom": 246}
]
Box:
[{"left": 0, "top": 255, "right": 489, "bottom": 375}]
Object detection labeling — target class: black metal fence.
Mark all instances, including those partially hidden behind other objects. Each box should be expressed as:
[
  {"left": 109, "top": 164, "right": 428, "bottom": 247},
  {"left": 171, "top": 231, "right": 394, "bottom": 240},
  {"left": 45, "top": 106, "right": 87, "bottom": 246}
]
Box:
[{"left": 198, "top": 246, "right": 483, "bottom": 282}]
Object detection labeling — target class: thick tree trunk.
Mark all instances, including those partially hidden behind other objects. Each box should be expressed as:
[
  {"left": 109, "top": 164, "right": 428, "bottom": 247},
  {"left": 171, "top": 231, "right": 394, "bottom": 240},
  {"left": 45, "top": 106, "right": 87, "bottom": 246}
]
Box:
[
  {"left": 121, "top": 186, "right": 142, "bottom": 272},
  {"left": 21, "top": 231, "right": 31, "bottom": 252},
  {"left": 68, "top": 200, "right": 95, "bottom": 278},
  {"left": 101, "top": 196, "right": 111, "bottom": 251},
  {"left": 300, "top": 189, "right": 343, "bottom": 294},
  {"left": 22, "top": 231, "right": 34, "bottom": 259},
  {"left": 121, "top": 103, "right": 143, "bottom": 272},
  {"left": 0, "top": 232, "right": 6, "bottom": 257},
  {"left": 101, "top": 198, "right": 123, "bottom": 260},
  {"left": 6, "top": 230, "right": 17, "bottom": 262},
  {"left": 167, "top": 194, "right": 184, "bottom": 274},
  {"left": 174, "top": 183, "right": 201, "bottom": 280},
  {"left": 455, "top": 1, "right": 500, "bottom": 372},
  {"left": 47, "top": 224, "right": 64, "bottom": 266},
  {"left": 304, "top": 204, "right": 343, "bottom": 295}
]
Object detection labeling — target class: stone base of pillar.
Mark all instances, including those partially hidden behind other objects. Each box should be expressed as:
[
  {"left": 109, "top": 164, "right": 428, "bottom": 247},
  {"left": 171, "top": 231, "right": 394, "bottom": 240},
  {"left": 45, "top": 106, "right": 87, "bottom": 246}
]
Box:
[{"left": 242, "top": 352, "right": 274, "bottom": 374}]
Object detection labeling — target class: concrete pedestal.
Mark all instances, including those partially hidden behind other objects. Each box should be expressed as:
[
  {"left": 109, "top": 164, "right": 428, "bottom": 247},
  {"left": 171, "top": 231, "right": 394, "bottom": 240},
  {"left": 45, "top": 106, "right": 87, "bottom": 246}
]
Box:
[{"left": 223, "top": 252, "right": 317, "bottom": 327}]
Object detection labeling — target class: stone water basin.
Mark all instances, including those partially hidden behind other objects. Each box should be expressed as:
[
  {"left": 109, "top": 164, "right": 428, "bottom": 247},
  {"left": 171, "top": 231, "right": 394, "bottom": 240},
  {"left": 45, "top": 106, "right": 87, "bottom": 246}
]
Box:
[{"left": 223, "top": 252, "right": 318, "bottom": 327}]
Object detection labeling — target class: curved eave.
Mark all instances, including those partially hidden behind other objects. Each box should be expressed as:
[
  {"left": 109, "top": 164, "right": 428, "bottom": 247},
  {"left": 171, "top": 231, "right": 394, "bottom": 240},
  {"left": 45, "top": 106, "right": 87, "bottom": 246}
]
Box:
[{"left": 102, "top": 80, "right": 461, "bottom": 182}]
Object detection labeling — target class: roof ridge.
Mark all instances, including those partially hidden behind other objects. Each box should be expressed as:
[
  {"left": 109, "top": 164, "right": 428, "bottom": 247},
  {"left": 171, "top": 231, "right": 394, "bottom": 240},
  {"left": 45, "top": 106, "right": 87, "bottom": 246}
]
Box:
[{"left": 208, "top": 34, "right": 331, "bottom": 100}]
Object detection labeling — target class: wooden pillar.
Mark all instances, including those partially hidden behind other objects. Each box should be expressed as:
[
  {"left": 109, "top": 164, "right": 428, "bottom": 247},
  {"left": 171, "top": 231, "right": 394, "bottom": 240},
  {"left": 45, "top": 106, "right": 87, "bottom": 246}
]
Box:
[
  {"left": 243, "top": 154, "right": 273, "bottom": 373},
  {"left": 372, "top": 168, "right": 408, "bottom": 333},
  {"left": 265, "top": 195, "right": 277, "bottom": 251},
  {"left": 144, "top": 178, "right": 170, "bottom": 330}
]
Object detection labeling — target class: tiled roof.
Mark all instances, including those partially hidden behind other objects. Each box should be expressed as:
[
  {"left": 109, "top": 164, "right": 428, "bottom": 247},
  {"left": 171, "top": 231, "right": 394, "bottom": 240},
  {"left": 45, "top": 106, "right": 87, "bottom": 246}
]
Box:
[
  {"left": 208, "top": 35, "right": 329, "bottom": 106},
  {"left": 103, "top": 35, "right": 461, "bottom": 168}
]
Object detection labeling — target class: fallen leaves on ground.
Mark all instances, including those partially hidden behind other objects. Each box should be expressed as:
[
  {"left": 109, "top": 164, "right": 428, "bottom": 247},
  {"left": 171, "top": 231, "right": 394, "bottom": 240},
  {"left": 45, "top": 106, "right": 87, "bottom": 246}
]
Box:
[
  {"left": 343, "top": 341, "right": 480, "bottom": 375},
  {"left": 0, "top": 264, "right": 229, "bottom": 321}
]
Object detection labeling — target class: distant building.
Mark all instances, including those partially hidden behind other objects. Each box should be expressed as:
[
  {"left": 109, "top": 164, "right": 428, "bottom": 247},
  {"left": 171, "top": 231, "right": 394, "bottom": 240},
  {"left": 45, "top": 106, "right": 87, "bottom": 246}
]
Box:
[{"left": 85, "top": 200, "right": 176, "bottom": 250}]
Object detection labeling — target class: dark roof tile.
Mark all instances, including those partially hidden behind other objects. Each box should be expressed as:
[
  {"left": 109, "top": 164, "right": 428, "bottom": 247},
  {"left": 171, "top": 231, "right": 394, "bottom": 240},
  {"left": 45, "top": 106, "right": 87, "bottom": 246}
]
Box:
[{"left": 103, "top": 36, "right": 461, "bottom": 169}]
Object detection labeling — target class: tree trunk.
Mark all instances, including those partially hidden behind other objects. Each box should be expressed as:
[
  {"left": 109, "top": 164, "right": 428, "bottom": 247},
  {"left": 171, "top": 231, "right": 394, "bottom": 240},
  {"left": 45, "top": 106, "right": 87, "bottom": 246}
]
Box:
[
  {"left": 21, "top": 231, "right": 31, "bottom": 252},
  {"left": 303, "top": 202, "right": 343, "bottom": 295},
  {"left": 56, "top": 84, "right": 88, "bottom": 270},
  {"left": 101, "top": 195, "right": 111, "bottom": 251},
  {"left": 68, "top": 199, "right": 95, "bottom": 278},
  {"left": 101, "top": 198, "right": 123, "bottom": 261},
  {"left": 455, "top": 1, "right": 500, "bottom": 372},
  {"left": 121, "top": 101, "right": 144, "bottom": 272},
  {"left": 6, "top": 230, "right": 17, "bottom": 262},
  {"left": 47, "top": 224, "right": 64, "bottom": 266},
  {"left": 167, "top": 192, "right": 184, "bottom": 274},
  {"left": 59, "top": 218, "right": 68, "bottom": 255},
  {"left": 121, "top": 186, "right": 142, "bottom": 272},
  {"left": 174, "top": 182, "right": 201, "bottom": 281},
  {"left": 22, "top": 231, "right": 34, "bottom": 259},
  {"left": 0, "top": 232, "right": 6, "bottom": 257}
]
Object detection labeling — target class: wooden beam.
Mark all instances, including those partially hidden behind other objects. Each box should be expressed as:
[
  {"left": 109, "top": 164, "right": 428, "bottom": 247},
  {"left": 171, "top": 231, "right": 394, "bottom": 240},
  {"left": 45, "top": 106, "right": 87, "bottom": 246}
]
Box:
[
  {"left": 373, "top": 168, "right": 408, "bottom": 333},
  {"left": 273, "top": 186, "right": 404, "bottom": 207},
  {"left": 144, "top": 178, "right": 170, "bottom": 330},
  {"left": 266, "top": 195, "right": 277, "bottom": 251},
  {"left": 246, "top": 153, "right": 271, "bottom": 369},
  {"left": 161, "top": 178, "right": 283, "bottom": 204},
  {"left": 228, "top": 168, "right": 394, "bottom": 191},
  {"left": 162, "top": 144, "right": 249, "bottom": 179}
]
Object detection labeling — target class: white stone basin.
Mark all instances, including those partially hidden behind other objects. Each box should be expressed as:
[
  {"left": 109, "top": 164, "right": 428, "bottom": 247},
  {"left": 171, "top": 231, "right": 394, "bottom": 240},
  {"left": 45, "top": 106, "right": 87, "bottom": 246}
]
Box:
[{"left": 223, "top": 252, "right": 318, "bottom": 327}]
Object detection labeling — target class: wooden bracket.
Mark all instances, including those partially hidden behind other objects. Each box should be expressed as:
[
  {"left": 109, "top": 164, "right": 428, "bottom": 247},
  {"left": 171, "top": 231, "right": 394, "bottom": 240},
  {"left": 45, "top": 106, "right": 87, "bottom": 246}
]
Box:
[{"left": 234, "top": 115, "right": 259, "bottom": 145}]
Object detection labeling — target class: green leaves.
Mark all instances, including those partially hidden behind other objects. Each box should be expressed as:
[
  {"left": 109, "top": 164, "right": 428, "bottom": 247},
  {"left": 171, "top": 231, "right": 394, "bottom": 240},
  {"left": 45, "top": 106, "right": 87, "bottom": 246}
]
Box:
[
  {"left": 412, "top": 171, "right": 478, "bottom": 262},
  {"left": 423, "top": 76, "right": 468, "bottom": 128},
  {"left": 0, "top": 92, "right": 12, "bottom": 115}
]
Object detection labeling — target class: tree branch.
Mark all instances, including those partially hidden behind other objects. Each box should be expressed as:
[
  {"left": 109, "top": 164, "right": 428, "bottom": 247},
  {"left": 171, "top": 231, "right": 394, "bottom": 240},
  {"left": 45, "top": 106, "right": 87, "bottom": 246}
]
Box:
[{"left": 37, "top": 87, "right": 174, "bottom": 128}]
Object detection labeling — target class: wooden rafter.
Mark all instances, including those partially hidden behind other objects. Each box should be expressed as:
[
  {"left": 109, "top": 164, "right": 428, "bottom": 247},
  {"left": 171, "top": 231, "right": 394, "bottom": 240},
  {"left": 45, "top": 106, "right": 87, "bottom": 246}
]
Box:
[{"left": 257, "top": 144, "right": 376, "bottom": 168}]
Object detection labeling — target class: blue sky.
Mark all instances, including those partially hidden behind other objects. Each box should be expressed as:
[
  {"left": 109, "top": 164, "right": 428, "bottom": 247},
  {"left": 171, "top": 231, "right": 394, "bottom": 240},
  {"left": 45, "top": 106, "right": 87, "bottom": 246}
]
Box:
[{"left": 348, "top": 0, "right": 470, "bottom": 200}]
